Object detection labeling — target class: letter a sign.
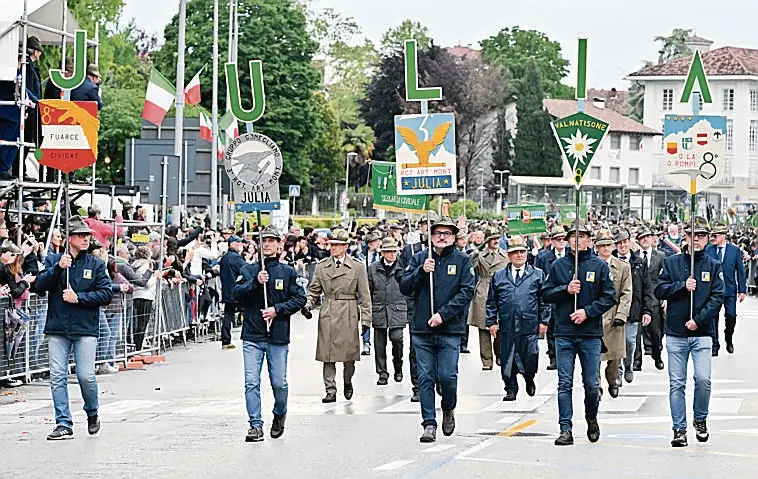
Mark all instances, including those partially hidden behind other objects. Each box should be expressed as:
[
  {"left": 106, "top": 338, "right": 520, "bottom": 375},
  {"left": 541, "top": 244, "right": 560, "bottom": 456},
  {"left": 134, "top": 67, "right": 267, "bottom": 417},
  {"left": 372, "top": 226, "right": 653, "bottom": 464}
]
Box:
[{"left": 680, "top": 50, "right": 712, "bottom": 104}]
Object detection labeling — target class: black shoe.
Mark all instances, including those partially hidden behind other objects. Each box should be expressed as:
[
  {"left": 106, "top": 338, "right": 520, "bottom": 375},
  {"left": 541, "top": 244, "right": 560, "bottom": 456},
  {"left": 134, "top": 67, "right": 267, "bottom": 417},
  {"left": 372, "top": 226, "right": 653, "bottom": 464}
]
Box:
[
  {"left": 460, "top": 346, "right": 470, "bottom": 354},
  {"left": 547, "top": 358, "right": 557, "bottom": 371},
  {"left": 633, "top": 364, "right": 642, "bottom": 372},
  {"left": 442, "top": 409, "right": 455, "bottom": 436},
  {"left": 344, "top": 383, "right": 354, "bottom": 400},
  {"left": 503, "top": 391, "right": 517, "bottom": 401},
  {"left": 554, "top": 430, "right": 574, "bottom": 446},
  {"left": 361, "top": 343, "right": 371, "bottom": 356},
  {"left": 712, "top": 350, "right": 719, "bottom": 357},
  {"left": 420, "top": 425, "right": 437, "bottom": 443},
  {"left": 525, "top": 377, "right": 536, "bottom": 397},
  {"left": 694, "top": 419, "right": 709, "bottom": 442},
  {"left": 671, "top": 429, "right": 688, "bottom": 447},
  {"left": 482, "top": 365, "right": 493, "bottom": 371},
  {"left": 47, "top": 425, "right": 74, "bottom": 441},
  {"left": 322, "top": 393, "right": 336, "bottom": 403},
  {"left": 271, "top": 414, "right": 286, "bottom": 439},
  {"left": 246, "top": 425, "right": 264, "bottom": 442},
  {"left": 608, "top": 385, "right": 619, "bottom": 398},
  {"left": 410, "top": 393, "right": 420, "bottom": 403},
  {"left": 624, "top": 369, "right": 634, "bottom": 383},
  {"left": 655, "top": 359, "right": 665, "bottom": 370},
  {"left": 726, "top": 344, "right": 734, "bottom": 354},
  {"left": 394, "top": 371, "right": 403, "bottom": 383},
  {"left": 87, "top": 414, "right": 100, "bottom": 435},
  {"left": 587, "top": 418, "right": 600, "bottom": 443},
  {"left": 377, "top": 377, "right": 388, "bottom": 386}
]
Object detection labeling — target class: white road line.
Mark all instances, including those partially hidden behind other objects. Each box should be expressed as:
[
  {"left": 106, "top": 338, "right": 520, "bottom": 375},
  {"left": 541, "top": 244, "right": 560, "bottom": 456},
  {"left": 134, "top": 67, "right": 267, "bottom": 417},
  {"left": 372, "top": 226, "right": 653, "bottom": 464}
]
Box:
[
  {"left": 538, "top": 379, "right": 557, "bottom": 396},
  {"left": 422, "top": 444, "right": 457, "bottom": 453},
  {"left": 496, "top": 414, "right": 526, "bottom": 425},
  {"left": 725, "top": 429, "right": 758, "bottom": 435},
  {"left": 455, "top": 437, "right": 497, "bottom": 459},
  {"left": 373, "top": 460, "right": 414, "bottom": 471},
  {"left": 598, "top": 396, "right": 647, "bottom": 413},
  {"left": 0, "top": 401, "right": 51, "bottom": 415},
  {"left": 597, "top": 415, "right": 758, "bottom": 425},
  {"left": 710, "top": 398, "right": 743, "bottom": 414},
  {"left": 75, "top": 399, "right": 166, "bottom": 417}
]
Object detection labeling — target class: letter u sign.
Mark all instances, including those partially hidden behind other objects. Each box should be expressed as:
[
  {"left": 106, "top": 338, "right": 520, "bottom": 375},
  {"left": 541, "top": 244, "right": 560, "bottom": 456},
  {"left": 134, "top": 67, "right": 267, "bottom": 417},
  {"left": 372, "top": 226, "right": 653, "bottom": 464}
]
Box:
[{"left": 225, "top": 60, "right": 266, "bottom": 123}]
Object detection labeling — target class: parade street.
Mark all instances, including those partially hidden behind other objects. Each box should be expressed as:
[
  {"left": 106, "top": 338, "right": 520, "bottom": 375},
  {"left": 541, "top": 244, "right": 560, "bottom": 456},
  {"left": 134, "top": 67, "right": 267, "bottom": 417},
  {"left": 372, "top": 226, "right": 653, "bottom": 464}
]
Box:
[{"left": 3, "top": 302, "right": 758, "bottom": 479}]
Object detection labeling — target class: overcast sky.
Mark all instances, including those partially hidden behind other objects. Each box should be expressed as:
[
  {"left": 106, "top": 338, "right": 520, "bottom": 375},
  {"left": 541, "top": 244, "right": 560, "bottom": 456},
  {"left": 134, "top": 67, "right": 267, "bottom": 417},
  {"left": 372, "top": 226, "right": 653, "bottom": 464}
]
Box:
[{"left": 123, "top": 0, "right": 756, "bottom": 89}]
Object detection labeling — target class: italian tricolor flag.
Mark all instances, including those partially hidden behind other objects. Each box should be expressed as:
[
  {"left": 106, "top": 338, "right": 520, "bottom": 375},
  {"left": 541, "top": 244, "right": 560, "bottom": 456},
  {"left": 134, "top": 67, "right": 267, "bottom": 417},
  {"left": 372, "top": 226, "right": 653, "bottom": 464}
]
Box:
[
  {"left": 184, "top": 69, "right": 202, "bottom": 105},
  {"left": 199, "top": 112, "right": 212, "bottom": 142},
  {"left": 219, "top": 110, "right": 239, "bottom": 142},
  {"left": 142, "top": 67, "right": 176, "bottom": 126}
]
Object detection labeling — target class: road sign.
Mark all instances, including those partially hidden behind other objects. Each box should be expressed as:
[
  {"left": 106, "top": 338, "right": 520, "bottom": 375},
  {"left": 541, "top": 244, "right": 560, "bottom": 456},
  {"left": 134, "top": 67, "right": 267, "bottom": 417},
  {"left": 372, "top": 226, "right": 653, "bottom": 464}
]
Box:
[
  {"left": 550, "top": 112, "right": 610, "bottom": 186},
  {"left": 371, "top": 161, "right": 427, "bottom": 212},
  {"left": 38, "top": 100, "right": 99, "bottom": 173},
  {"left": 663, "top": 114, "right": 726, "bottom": 194},
  {"left": 394, "top": 113, "right": 456, "bottom": 195},
  {"left": 224, "top": 132, "right": 282, "bottom": 211},
  {"left": 289, "top": 185, "right": 301, "bottom": 197}
]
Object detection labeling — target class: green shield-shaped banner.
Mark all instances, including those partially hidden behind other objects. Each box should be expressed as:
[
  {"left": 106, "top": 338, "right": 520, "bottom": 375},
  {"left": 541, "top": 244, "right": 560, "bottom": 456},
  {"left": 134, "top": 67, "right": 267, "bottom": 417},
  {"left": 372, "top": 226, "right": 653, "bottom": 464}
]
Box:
[
  {"left": 506, "top": 204, "right": 546, "bottom": 235},
  {"left": 372, "top": 161, "right": 428, "bottom": 212},
  {"left": 550, "top": 112, "right": 610, "bottom": 186}
]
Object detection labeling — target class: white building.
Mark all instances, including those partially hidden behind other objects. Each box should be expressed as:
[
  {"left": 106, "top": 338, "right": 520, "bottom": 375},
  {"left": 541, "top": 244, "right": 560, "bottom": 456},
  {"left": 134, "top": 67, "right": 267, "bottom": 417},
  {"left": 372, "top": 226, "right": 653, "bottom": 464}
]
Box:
[
  {"left": 543, "top": 99, "right": 660, "bottom": 187},
  {"left": 627, "top": 36, "right": 758, "bottom": 205}
]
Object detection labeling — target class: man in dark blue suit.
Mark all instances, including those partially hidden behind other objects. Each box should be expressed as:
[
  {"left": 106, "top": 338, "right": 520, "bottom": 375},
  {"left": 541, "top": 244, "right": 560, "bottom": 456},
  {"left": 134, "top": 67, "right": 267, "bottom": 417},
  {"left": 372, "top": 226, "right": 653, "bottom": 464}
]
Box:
[
  {"left": 70, "top": 64, "right": 104, "bottom": 110},
  {"left": 705, "top": 223, "right": 746, "bottom": 355}
]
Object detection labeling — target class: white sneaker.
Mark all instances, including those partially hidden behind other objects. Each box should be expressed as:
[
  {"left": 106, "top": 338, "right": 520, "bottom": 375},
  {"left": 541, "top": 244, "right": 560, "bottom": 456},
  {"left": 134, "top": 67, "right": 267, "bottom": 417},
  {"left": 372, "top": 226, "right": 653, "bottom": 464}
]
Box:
[
  {"left": 3, "top": 379, "right": 22, "bottom": 388},
  {"left": 105, "top": 364, "right": 120, "bottom": 374}
]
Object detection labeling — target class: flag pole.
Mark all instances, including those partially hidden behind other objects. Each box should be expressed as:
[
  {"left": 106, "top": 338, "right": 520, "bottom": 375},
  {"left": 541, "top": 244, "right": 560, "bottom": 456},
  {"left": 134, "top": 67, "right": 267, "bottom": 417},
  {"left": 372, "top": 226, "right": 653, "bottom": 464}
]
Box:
[{"left": 210, "top": 0, "right": 219, "bottom": 228}]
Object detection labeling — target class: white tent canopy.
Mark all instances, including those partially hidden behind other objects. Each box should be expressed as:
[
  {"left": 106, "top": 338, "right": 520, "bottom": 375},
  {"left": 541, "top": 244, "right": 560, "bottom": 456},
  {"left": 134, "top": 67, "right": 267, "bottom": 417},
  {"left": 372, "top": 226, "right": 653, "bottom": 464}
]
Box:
[{"left": 0, "top": 0, "right": 83, "bottom": 80}]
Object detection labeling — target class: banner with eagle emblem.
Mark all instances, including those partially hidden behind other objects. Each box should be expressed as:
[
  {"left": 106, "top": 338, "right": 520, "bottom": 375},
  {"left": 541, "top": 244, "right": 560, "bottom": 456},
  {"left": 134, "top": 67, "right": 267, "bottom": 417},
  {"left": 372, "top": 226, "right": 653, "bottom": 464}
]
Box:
[{"left": 394, "top": 113, "right": 456, "bottom": 195}]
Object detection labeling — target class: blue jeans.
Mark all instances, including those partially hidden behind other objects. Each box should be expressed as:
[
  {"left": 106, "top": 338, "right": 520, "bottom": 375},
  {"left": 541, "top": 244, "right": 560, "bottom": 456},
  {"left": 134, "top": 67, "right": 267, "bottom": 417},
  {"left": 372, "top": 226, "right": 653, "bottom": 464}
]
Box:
[
  {"left": 48, "top": 335, "right": 99, "bottom": 428},
  {"left": 555, "top": 337, "right": 601, "bottom": 432},
  {"left": 666, "top": 336, "right": 712, "bottom": 431},
  {"left": 96, "top": 311, "right": 111, "bottom": 362},
  {"left": 412, "top": 333, "right": 460, "bottom": 427},
  {"left": 243, "top": 341, "right": 289, "bottom": 427},
  {"left": 362, "top": 326, "right": 371, "bottom": 346},
  {"left": 622, "top": 323, "right": 640, "bottom": 375},
  {"left": 104, "top": 309, "right": 122, "bottom": 366}
]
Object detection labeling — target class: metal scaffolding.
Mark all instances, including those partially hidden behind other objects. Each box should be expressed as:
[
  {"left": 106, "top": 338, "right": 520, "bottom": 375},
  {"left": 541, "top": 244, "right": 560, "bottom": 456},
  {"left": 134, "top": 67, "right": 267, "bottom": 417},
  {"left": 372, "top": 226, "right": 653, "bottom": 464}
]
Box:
[{"left": 0, "top": 0, "right": 100, "bottom": 242}]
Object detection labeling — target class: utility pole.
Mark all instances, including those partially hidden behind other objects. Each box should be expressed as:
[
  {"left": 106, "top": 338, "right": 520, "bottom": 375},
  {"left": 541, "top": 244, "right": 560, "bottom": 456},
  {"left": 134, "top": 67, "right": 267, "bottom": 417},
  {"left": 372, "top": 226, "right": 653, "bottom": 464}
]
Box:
[
  {"left": 172, "top": 0, "right": 187, "bottom": 226},
  {"left": 494, "top": 169, "right": 510, "bottom": 215},
  {"left": 210, "top": 0, "right": 219, "bottom": 227}
]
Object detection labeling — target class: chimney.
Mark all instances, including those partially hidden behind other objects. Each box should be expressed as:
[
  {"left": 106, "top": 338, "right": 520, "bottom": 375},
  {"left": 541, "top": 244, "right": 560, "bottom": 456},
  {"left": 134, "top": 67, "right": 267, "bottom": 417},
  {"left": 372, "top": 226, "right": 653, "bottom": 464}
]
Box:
[{"left": 658, "top": 49, "right": 665, "bottom": 65}]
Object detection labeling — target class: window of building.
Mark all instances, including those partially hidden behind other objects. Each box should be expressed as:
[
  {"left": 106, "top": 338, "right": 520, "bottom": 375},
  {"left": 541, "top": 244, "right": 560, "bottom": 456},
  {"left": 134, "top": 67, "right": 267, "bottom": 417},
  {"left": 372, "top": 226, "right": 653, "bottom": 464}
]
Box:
[
  {"left": 751, "top": 120, "right": 758, "bottom": 152},
  {"left": 751, "top": 90, "right": 758, "bottom": 112},
  {"left": 628, "top": 168, "right": 639, "bottom": 185},
  {"left": 662, "top": 89, "right": 673, "bottom": 111},
  {"left": 629, "top": 135, "right": 642, "bottom": 151},
  {"left": 610, "top": 133, "right": 622, "bottom": 150},
  {"left": 660, "top": 119, "right": 666, "bottom": 150},
  {"left": 590, "top": 166, "right": 601, "bottom": 180},
  {"left": 727, "top": 119, "right": 734, "bottom": 151},
  {"left": 723, "top": 88, "right": 735, "bottom": 111},
  {"left": 609, "top": 167, "right": 620, "bottom": 184}
]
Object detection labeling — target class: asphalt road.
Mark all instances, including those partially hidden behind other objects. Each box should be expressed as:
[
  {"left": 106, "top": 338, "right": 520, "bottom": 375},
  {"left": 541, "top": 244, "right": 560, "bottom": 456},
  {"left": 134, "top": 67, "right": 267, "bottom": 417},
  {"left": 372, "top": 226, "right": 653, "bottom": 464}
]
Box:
[{"left": 3, "top": 298, "right": 758, "bottom": 479}]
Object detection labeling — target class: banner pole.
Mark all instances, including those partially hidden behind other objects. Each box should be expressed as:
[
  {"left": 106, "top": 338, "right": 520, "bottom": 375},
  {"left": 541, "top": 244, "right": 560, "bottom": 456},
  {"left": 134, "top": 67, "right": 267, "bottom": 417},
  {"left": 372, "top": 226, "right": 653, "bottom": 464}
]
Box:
[{"left": 574, "top": 187, "right": 580, "bottom": 312}]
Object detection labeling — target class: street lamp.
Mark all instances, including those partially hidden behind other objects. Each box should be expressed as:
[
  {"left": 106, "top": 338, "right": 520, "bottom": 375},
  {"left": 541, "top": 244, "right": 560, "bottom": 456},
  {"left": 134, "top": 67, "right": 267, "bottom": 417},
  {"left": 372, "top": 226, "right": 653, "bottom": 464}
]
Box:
[
  {"left": 477, "top": 167, "right": 485, "bottom": 206},
  {"left": 459, "top": 177, "right": 467, "bottom": 218},
  {"left": 494, "top": 169, "right": 510, "bottom": 215},
  {"left": 344, "top": 152, "right": 358, "bottom": 224}
]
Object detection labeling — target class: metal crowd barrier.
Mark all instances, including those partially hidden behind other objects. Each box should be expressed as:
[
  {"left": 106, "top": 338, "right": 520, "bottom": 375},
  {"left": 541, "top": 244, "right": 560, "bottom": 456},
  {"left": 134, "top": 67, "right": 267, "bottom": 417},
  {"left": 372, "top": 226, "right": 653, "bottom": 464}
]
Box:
[{"left": 0, "top": 281, "right": 197, "bottom": 383}]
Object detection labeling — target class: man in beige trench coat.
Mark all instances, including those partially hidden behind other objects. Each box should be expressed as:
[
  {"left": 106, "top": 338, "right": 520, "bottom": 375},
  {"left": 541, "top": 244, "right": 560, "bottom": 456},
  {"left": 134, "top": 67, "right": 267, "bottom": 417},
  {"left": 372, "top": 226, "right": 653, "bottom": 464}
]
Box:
[
  {"left": 307, "top": 229, "right": 372, "bottom": 403},
  {"left": 594, "top": 229, "right": 632, "bottom": 399},
  {"left": 468, "top": 227, "right": 509, "bottom": 370}
]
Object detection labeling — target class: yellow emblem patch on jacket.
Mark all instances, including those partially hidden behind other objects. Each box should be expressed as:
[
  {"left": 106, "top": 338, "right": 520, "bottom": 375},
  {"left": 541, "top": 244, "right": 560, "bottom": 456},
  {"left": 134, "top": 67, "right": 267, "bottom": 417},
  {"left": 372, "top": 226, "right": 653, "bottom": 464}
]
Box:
[
  {"left": 701, "top": 271, "right": 711, "bottom": 282},
  {"left": 275, "top": 279, "right": 284, "bottom": 290},
  {"left": 447, "top": 265, "right": 457, "bottom": 275},
  {"left": 83, "top": 269, "right": 92, "bottom": 279},
  {"left": 586, "top": 271, "right": 595, "bottom": 283}
]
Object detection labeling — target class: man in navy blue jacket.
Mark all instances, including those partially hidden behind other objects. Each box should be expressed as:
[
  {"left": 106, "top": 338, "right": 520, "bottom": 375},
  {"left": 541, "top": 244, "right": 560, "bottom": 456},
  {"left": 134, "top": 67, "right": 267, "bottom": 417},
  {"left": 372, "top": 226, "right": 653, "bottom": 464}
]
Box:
[
  {"left": 655, "top": 218, "right": 724, "bottom": 447},
  {"left": 542, "top": 220, "right": 616, "bottom": 446},
  {"left": 234, "top": 227, "right": 307, "bottom": 443},
  {"left": 705, "top": 223, "right": 746, "bottom": 355},
  {"left": 400, "top": 217, "right": 475, "bottom": 444},
  {"left": 219, "top": 235, "right": 248, "bottom": 349},
  {"left": 70, "top": 64, "right": 104, "bottom": 110},
  {"left": 35, "top": 216, "right": 113, "bottom": 441}
]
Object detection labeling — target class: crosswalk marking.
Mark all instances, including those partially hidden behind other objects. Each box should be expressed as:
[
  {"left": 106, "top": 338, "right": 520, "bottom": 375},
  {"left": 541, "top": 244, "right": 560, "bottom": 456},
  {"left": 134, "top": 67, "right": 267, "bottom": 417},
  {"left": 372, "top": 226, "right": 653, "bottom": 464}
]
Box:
[
  {"left": 0, "top": 401, "right": 51, "bottom": 415},
  {"left": 422, "top": 444, "right": 457, "bottom": 453},
  {"left": 710, "top": 398, "right": 743, "bottom": 414},
  {"left": 481, "top": 396, "right": 550, "bottom": 413},
  {"left": 598, "top": 396, "right": 647, "bottom": 412},
  {"left": 373, "top": 460, "right": 413, "bottom": 471}
]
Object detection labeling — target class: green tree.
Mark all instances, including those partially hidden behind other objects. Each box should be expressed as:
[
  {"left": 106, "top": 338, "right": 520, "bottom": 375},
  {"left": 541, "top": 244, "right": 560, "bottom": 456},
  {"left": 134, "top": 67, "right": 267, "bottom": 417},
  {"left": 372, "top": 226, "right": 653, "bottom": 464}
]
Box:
[
  {"left": 307, "top": 93, "right": 343, "bottom": 191},
  {"left": 627, "top": 61, "right": 651, "bottom": 122},
  {"left": 654, "top": 28, "right": 693, "bottom": 62},
  {"left": 154, "top": 0, "right": 322, "bottom": 187},
  {"left": 480, "top": 26, "right": 571, "bottom": 99},
  {"left": 380, "top": 20, "right": 432, "bottom": 55},
  {"left": 513, "top": 59, "right": 562, "bottom": 177},
  {"left": 490, "top": 109, "right": 513, "bottom": 174}
]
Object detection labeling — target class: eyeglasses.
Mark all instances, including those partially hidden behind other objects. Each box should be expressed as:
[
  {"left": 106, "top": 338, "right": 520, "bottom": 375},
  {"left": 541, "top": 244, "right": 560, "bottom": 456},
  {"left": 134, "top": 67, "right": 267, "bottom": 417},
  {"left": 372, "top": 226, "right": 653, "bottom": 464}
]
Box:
[
  {"left": 432, "top": 231, "right": 455, "bottom": 238},
  {"left": 72, "top": 233, "right": 91, "bottom": 238}
]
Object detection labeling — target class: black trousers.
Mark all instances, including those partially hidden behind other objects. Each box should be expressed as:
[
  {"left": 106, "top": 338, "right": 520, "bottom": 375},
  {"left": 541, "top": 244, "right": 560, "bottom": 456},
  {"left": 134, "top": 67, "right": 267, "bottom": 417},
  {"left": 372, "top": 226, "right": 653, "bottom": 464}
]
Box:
[
  {"left": 638, "top": 309, "right": 664, "bottom": 366},
  {"left": 375, "top": 327, "right": 403, "bottom": 379},
  {"left": 221, "top": 302, "right": 236, "bottom": 345},
  {"left": 132, "top": 298, "right": 153, "bottom": 352},
  {"left": 408, "top": 322, "right": 418, "bottom": 394}
]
